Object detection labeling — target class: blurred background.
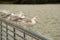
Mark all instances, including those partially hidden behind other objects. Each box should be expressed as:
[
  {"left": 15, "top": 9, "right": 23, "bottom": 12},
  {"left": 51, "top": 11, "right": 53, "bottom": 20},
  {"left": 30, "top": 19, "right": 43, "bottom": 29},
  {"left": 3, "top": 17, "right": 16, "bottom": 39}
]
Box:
[{"left": 0, "top": 0, "right": 60, "bottom": 4}]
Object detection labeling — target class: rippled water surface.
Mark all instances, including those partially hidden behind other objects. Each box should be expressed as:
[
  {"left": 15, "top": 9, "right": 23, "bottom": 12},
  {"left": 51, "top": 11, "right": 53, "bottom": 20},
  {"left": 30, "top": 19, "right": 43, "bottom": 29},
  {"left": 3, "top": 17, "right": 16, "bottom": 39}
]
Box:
[{"left": 0, "top": 4, "right": 60, "bottom": 40}]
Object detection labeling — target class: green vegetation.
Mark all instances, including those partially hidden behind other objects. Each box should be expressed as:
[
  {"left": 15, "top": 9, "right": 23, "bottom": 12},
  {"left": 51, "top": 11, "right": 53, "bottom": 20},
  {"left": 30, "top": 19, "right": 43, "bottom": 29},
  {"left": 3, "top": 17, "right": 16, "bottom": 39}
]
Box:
[
  {"left": 0, "top": 0, "right": 60, "bottom": 4},
  {"left": 0, "top": 1, "right": 13, "bottom": 4}
]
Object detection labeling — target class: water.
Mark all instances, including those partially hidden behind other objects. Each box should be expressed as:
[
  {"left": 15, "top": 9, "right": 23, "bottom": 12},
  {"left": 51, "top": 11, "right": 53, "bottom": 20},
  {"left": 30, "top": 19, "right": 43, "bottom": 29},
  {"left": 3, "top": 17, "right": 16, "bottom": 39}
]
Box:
[{"left": 0, "top": 4, "right": 60, "bottom": 40}]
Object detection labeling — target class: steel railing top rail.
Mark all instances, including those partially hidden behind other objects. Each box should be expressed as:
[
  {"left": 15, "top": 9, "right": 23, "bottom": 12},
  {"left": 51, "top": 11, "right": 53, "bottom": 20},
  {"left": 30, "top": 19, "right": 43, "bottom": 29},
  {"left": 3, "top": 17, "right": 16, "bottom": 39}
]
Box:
[{"left": 0, "top": 18, "right": 52, "bottom": 40}]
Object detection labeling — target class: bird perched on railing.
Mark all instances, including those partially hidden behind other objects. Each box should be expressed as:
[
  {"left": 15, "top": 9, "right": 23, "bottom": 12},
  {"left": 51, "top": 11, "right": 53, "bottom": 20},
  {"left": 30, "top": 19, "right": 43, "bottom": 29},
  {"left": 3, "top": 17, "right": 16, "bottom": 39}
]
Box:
[
  {"left": 8, "top": 11, "right": 26, "bottom": 23},
  {"left": 17, "top": 11, "right": 26, "bottom": 22},
  {"left": 7, "top": 11, "right": 26, "bottom": 24},
  {"left": 0, "top": 10, "right": 11, "bottom": 18},
  {"left": 0, "top": 12, "right": 6, "bottom": 16},
  {"left": 0, "top": 10, "right": 7, "bottom": 16},
  {"left": 21, "top": 16, "right": 38, "bottom": 30},
  {"left": 0, "top": 14, "right": 11, "bottom": 18},
  {"left": 7, "top": 13, "right": 17, "bottom": 20},
  {"left": 19, "top": 11, "right": 25, "bottom": 18},
  {"left": 22, "top": 16, "right": 38, "bottom": 26}
]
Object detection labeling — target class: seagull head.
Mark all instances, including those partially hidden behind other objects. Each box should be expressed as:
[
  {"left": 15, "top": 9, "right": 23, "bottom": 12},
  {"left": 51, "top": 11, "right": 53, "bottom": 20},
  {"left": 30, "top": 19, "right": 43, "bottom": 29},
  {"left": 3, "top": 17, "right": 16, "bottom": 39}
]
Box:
[
  {"left": 32, "top": 16, "right": 37, "bottom": 20},
  {"left": 11, "top": 13, "right": 15, "bottom": 16},
  {"left": 19, "top": 11, "right": 25, "bottom": 18},
  {"left": 19, "top": 11, "right": 24, "bottom": 16},
  {"left": 31, "top": 16, "right": 39, "bottom": 24}
]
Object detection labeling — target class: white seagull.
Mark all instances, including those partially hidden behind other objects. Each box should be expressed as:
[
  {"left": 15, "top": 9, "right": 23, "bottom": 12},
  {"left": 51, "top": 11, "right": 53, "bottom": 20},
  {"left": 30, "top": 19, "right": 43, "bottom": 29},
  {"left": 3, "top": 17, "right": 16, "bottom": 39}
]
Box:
[
  {"left": 18, "top": 11, "right": 25, "bottom": 18},
  {"left": 7, "top": 13, "right": 17, "bottom": 20},
  {"left": 17, "top": 11, "right": 26, "bottom": 22},
  {"left": 7, "top": 12, "right": 25, "bottom": 24},
  {"left": 22, "top": 16, "right": 38, "bottom": 26},
  {"left": 0, "top": 10, "right": 11, "bottom": 18}
]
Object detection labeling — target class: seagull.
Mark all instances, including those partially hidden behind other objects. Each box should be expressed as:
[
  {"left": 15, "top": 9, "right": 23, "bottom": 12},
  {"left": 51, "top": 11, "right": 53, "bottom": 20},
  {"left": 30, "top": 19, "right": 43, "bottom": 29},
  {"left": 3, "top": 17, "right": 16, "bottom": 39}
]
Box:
[
  {"left": 7, "top": 13, "right": 22, "bottom": 24},
  {"left": 0, "top": 10, "right": 8, "bottom": 16},
  {"left": 7, "top": 11, "right": 26, "bottom": 24},
  {"left": 18, "top": 11, "right": 25, "bottom": 18},
  {"left": 0, "top": 14, "right": 11, "bottom": 18},
  {"left": 21, "top": 16, "right": 38, "bottom": 30},
  {"left": 0, "top": 10, "right": 11, "bottom": 18},
  {"left": 7, "top": 13, "right": 17, "bottom": 20},
  {"left": 7, "top": 13, "right": 21, "bottom": 23},
  {"left": 0, "top": 12, "right": 6, "bottom": 16},
  {"left": 11, "top": 11, "right": 26, "bottom": 22},
  {"left": 22, "top": 16, "right": 38, "bottom": 26}
]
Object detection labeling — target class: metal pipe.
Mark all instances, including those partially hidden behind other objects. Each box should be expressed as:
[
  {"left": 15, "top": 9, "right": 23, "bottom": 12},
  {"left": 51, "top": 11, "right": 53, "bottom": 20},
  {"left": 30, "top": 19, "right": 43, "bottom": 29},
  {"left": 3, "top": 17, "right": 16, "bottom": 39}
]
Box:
[
  {"left": 0, "top": 18, "right": 52, "bottom": 40},
  {"left": 0, "top": 20, "right": 2, "bottom": 40}
]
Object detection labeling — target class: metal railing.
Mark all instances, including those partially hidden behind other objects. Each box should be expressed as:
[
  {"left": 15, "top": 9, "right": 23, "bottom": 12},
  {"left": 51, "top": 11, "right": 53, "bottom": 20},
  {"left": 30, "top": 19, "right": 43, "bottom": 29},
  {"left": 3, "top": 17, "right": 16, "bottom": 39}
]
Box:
[{"left": 0, "top": 18, "right": 51, "bottom": 40}]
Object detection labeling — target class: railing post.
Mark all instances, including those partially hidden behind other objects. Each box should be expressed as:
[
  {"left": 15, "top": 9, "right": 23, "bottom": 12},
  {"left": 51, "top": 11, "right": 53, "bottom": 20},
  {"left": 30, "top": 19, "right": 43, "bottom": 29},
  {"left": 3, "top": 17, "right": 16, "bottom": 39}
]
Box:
[
  {"left": 0, "top": 20, "right": 2, "bottom": 40},
  {"left": 13, "top": 27, "right": 16, "bottom": 40},
  {"left": 0, "top": 21, "right": 1, "bottom": 40},
  {"left": 24, "top": 33, "right": 26, "bottom": 40},
  {"left": 6, "top": 23, "right": 8, "bottom": 40}
]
